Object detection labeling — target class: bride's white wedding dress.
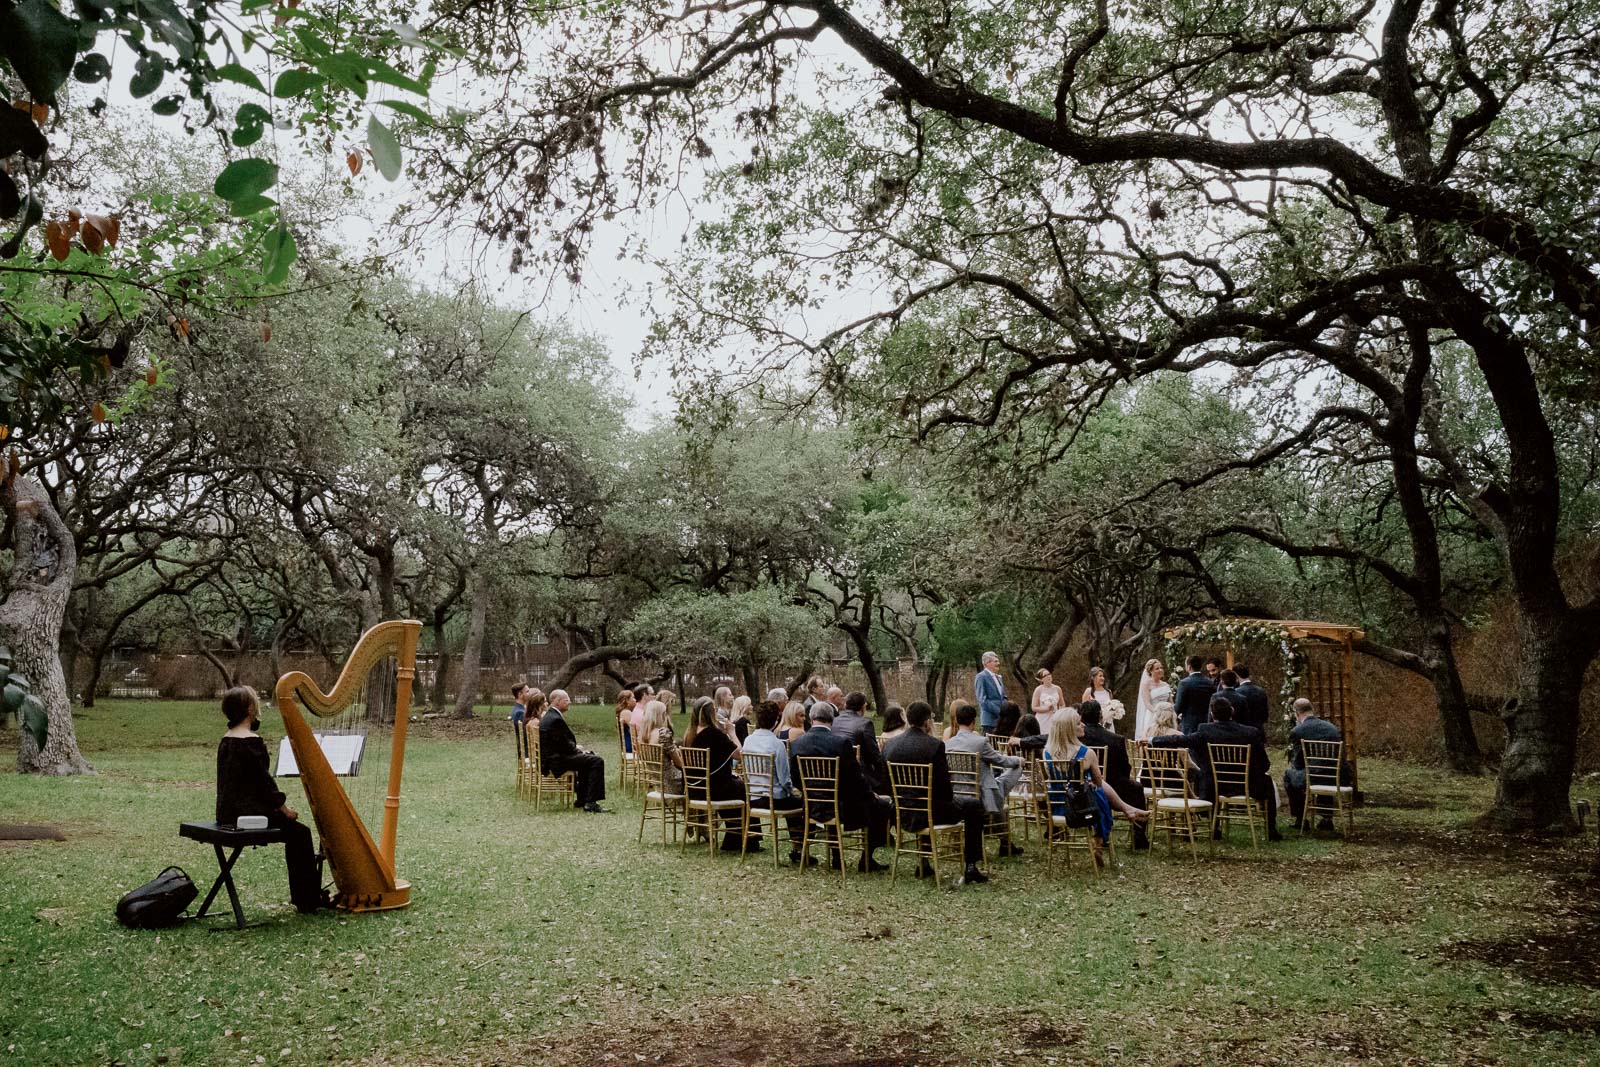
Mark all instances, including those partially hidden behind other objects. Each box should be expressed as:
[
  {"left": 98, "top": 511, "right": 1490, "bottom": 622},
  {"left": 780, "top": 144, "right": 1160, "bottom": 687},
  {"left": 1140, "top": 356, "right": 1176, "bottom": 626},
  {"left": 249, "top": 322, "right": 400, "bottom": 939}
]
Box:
[{"left": 1136, "top": 672, "right": 1173, "bottom": 740}]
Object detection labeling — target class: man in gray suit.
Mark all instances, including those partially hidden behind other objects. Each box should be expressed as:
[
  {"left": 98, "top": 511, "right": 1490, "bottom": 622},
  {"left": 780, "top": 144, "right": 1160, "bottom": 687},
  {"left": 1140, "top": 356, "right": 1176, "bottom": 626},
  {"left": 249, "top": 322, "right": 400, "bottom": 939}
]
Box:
[
  {"left": 1284, "top": 698, "right": 1347, "bottom": 831},
  {"left": 944, "top": 704, "right": 1023, "bottom": 857},
  {"left": 832, "top": 691, "right": 885, "bottom": 793}
]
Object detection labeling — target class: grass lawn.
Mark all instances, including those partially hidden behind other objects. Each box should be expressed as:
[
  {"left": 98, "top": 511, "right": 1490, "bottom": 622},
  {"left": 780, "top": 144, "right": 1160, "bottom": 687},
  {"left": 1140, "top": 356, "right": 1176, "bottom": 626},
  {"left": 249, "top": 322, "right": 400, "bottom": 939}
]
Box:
[{"left": 2, "top": 700, "right": 1599, "bottom": 1066}]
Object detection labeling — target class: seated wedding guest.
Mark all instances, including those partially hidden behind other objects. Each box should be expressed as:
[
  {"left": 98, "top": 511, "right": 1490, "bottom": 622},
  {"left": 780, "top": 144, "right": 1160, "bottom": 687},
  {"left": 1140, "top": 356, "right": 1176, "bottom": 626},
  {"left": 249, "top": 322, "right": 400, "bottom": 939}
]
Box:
[
  {"left": 1147, "top": 702, "right": 1182, "bottom": 740},
  {"left": 883, "top": 701, "right": 989, "bottom": 885},
  {"left": 1079, "top": 699, "right": 1148, "bottom": 850},
  {"left": 1042, "top": 708, "right": 1148, "bottom": 867},
  {"left": 657, "top": 689, "right": 677, "bottom": 717},
  {"left": 510, "top": 683, "right": 529, "bottom": 726},
  {"left": 521, "top": 688, "right": 548, "bottom": 748},
  {"left": 1234, "top": 664, "right": 1271, "bottom": 733},
  {"left": 614, "top": 689, "right": 636, "bottom": 753},
  {"left": 540, "top": 689, "right": 608, "bottom": 813},
  {"left": 945, "top": 704, "right": 1023, "bottom": 858},
  {"left": 629, "top": 683, "right": 654, "bottom": 744},
  {"left": 742, "top": 700, "right": 805, "bottom": 860},
  {"left": 215, "top": 686, "right": 325, "bottom": 913},
  {"left": 834, "top": 690, "right": 886, "bottom": 791},
  {"left": 993, "top": 701, "right": 1022, "bottom": 744},
  {"left": 778, "top": 700, "right": 809, "bottom": 742},
  {"left": 1013, "top": 712, "right": 1043, "bottom": 748},
  {"left": 730, "top": 694, "right": 753, "bottom": 742},
  {"left": 1285, "top": 698, "right": 1348, "bottom": 830},
  {"left": 790, "top": 702, "right": 892, "bottom": 871},
  {"left": 942, "top": 701, "right": 968, "bottom": 741},
  {"left": 1151, "top": 696, "right": 1280, "bottom": 840},
  {"left": 683, "top": 697, "right": 749, "bottom": 852},
  {"left": 713, "top": 686, "right": 735, "bottom": 724},
  {"left": 639, "top": 699, "right": 683, "bottom": 794},
  {"left": 802, "top": 676, "right": 827, "bottom": 711},
  {"left": 880, "top": 703, "right": 907, "bottom": 743}
]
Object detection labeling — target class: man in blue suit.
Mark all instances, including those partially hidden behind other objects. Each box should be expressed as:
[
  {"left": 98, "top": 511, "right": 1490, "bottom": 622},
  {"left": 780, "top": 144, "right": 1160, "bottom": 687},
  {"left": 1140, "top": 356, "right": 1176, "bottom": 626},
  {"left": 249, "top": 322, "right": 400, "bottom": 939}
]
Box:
[{"left": 974, "top": 651, "right": 1006, "bottom": 731}]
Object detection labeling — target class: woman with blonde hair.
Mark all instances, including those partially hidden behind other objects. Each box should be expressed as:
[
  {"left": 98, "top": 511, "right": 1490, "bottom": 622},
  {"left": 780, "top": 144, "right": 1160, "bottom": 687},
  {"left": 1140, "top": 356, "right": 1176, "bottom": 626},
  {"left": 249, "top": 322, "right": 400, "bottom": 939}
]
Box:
[
  {"left": 1135, "top": 659, "right": 1172, "bottom": 740},
  {"left": 1043, "top": 707, "right": 1147, "bottom": 867},
  {"left": 730, "top": 693, "right": 753, "bottom": 741},
  {"left": 1146, "top": 701, "right": 1182, "bottom": 740},
  {"left": 778, "top": 701, "right": 808, "bottom": 742},
  {"left": 639, "top": 699, "right": 683, "bottom": 793}
]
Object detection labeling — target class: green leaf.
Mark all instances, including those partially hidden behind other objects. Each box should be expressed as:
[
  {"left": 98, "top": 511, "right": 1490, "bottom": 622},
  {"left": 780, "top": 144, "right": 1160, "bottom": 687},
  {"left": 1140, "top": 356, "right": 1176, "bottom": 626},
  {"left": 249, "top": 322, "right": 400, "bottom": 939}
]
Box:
[
  {"left": 231, "top": 102, "right": 270, "bottom": 147},
  {"left": 130, "top": 52, "right": 166, "bottom": 98},
  {"left": 138, "top": 0, "right": 195, "bottom": 60},
  {"left": 2, "top": 684, "right": 23, "bottom": 712},
  {"left": 364, "top": 58, "right": 426, "bottom": 96},
  {"left": 261, "top": 219, "right": 297, "bottom": 284},
  {"left": 367, "top": 113, "right": 402, "bottom": 181},
  {"left": 73, "top": 53, "right": 112, "bottom": 84},
  {"left": 315, "top": 53, "right": 368, "bottom": 98},
  {"left": 376, "top": 99, "right": 430, "bottom": 123},
  {"left": 21, "top": 694, "right": 45, "bottom": 752},
  {"left": 228, "top": 193, "right": 276, "bottom": 216},
  {"left": 215, "top": 62, "right": 269, "bottom": 95},
  {"left": 213, "top": 157, "right": 278, "bottom": 203},
  {"left": 151, "top": 94, "right": 182, "bottom": 116},
  {"left": 273, "top": 68, "right": 324, "bottom": 98},
  {"left": 0, "top": 0, "right": 79, "bottom": 102}
]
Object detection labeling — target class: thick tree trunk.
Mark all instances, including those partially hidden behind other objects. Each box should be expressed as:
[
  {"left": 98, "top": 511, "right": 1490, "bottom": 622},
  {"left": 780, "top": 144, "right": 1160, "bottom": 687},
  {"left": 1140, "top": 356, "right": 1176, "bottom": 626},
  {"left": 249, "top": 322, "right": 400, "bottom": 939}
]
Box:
[
  {"left": 429, "top": 606, "right": 452, "bottom": 712},
  {"left": 1483, "top": 613, "right": 1589, "bottom": 833},
  {"left": 452, "top": 570, "right": 490, "bottom": 718},
  {"left": 59, "top": 605, "right": 81, "bottom": 706},
  {"left": 740, "top": 652, "right": 761, "bottom": 700},
  {"left": 2, "top": 476, "right": 93, "bottom": 775},
  {"left": 1424, "top": 631, "right": 1484, "bottom": 775},
  {"left": 84, "top": 643, "right": 112, "bottom": 708},
  {"left": 1033, "top": 604, "right": 1083, "bottom": 673},
  {"left": 786, "top": 662, "right": 815, "bottom": 697},
  {"left": 841, "top": 622, "right": 889, "bottom": 715}
]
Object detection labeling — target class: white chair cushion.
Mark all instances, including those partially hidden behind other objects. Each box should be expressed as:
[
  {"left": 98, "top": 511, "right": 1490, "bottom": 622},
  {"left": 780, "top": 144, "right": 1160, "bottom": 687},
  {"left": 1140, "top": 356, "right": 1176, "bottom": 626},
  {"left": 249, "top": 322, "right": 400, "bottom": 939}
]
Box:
[
  {"left": 689, "top": 798, "right": 746, "bottom": 809},
  {"left": 1156, "top": 797, "right": 1212, "bottom": 810},
  {"left": 647, "top": 790, "right": 685, "bottom": 801},
  {"left": 1308, "top": 784, "right": 1353, "bottom": 794}
]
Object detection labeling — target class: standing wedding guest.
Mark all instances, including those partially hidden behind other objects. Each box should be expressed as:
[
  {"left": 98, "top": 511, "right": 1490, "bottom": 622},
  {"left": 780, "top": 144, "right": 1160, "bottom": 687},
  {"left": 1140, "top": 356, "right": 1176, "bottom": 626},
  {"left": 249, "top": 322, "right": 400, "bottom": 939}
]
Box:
[
  {"left": 1080, "top": 700, "right": 1147, "bottom": 850},
  {"left": 614, "top": 689, "right": 637, "bottom": 754},
  {"left": 1081, "top": 666, "right": 1113, "bottom": 709},
  {"left": 1031, "top": 668, "right": 1063, "bottom": 737},
  {"left": 1042, "top": 708, "right": 1148, "bottom": 867},
  {"left": 945, "top": 704, "right": 1023, "bottom": 857},
  {"left": 214, "top": 686, "right": 325, "bottom": 913},
  {"left": 801, "top": 677, "right": 826, "bottom": 711},
  {"left": 975, "top": 652, "right": 1007, "bottom": 731},
  {"left": 778, "top": 701, "right": 809, "bottom": 742},
  {"left": 1151, "top": 696, "right": 1280, "bottom": 840},
  {"left": 1233, "top": 665, "right": 1271, "bottom": 734},
  {"left": 1174, "top": 656, "right": 1217, "bottom": 734},
  {"left": 1135, "top": 659, "right": 1172, "bottom": 740},
  {"left": 790, "top": 702, "right": 892, "bottom": 871},
  {"left": 540, "top": 690, "right": 608, "bottom": 813},
  {"left": 640, "top": 699, "right": 683, "bottom": 793},
  {"left": 883, "top": 701, "right": 989, "bottom": 885},
  {"left": 1284, "top": 698, "right": 1347, "bottom": 830},
  {"left": 742, "top": 700, "right": 805, "bottom": 860},
  {"left": 1203, "top": 657, "right": 1223, "bottom": 681},
  {"left": 683, "top": 697, "right": 749, "bottom": 852}
]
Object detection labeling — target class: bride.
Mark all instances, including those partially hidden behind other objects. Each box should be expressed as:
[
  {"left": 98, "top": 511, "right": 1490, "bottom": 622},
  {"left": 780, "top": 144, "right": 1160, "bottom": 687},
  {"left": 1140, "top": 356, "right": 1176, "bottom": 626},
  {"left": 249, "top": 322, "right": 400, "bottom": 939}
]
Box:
[{"left": 1135, "top": 658, "right": 1172, "bottom": 740}]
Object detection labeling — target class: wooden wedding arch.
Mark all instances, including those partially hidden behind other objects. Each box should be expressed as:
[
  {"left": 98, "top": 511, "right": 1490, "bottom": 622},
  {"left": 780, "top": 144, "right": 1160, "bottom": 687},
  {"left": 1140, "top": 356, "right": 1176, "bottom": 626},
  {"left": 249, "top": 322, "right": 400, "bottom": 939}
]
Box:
[{"left": 1162, "top": 618, "right": 1365, "bottom": 784}]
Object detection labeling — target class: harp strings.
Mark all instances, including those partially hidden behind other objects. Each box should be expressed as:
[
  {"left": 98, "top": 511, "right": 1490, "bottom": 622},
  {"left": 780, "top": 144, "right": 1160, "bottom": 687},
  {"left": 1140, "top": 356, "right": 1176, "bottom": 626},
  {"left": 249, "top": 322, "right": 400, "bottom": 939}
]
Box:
[{"left": 306, "top": 656, "right": 397, "bottom": 848}]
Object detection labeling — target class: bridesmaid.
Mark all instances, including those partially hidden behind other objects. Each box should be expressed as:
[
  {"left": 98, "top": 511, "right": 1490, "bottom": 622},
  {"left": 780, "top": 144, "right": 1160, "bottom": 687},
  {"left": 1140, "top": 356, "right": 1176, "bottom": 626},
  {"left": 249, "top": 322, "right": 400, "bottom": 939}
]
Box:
[
  {"left": 1082, "top": 666, "right": 1113, "bottom": 709},
  {"left": 1031, "top": 667, "right": 1063, "bottom": 736}
]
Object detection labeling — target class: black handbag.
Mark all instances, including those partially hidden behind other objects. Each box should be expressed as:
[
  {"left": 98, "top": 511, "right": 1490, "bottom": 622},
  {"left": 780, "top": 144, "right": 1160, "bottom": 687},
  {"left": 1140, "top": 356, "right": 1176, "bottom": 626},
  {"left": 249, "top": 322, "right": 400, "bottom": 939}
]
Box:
[
  {"left": 1060, "top": 758, "right": 1099, "bottom": 828},
  {"left": 116, "top": 866, "right": 198, "bottom": 928}
]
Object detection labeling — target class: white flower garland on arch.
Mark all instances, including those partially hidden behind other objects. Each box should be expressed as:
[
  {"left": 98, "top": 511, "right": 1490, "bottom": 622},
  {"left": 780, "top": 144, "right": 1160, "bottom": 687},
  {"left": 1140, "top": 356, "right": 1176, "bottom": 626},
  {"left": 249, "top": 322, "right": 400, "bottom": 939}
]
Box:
[{"left": 1163, "top": 619, "right": 1309, "bottom": 716}]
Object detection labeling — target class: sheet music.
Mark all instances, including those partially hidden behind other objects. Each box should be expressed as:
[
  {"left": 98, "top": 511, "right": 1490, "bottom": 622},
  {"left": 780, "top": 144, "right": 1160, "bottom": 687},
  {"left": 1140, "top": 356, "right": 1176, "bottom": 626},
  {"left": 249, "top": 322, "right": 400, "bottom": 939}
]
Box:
[{"left": 276, "top": 732, "right": 366, "bottom": 777}]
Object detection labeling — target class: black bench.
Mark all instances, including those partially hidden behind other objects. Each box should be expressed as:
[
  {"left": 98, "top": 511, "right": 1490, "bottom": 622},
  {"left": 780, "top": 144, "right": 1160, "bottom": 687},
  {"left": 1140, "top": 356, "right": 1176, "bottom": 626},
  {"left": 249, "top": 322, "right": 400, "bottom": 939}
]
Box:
[{"left": 178, "top": 821, "right": 288, "bottom": 929}]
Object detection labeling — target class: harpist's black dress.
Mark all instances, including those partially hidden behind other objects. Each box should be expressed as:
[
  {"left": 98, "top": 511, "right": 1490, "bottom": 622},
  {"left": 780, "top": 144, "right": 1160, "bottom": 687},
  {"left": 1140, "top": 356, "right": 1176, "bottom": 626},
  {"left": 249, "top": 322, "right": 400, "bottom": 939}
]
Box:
[{"left": 215, "top": 735, "right": 323, "bottom": 912}]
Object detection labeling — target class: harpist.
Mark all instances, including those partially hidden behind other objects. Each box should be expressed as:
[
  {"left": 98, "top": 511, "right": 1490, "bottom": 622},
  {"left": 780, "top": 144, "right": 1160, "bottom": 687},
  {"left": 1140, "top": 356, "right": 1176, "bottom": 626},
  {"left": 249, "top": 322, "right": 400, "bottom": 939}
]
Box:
[{"left": 215, "top": 686, "right": 326, "bottom": 913}]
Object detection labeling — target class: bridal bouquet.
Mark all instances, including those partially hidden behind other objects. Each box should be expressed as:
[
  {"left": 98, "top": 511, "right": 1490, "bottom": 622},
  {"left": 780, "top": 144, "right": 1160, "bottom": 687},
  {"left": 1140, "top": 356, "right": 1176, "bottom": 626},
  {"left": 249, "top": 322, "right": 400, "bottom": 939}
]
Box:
[{"left": 1105, "top": 699, "right": 1127, "bottom": 723}]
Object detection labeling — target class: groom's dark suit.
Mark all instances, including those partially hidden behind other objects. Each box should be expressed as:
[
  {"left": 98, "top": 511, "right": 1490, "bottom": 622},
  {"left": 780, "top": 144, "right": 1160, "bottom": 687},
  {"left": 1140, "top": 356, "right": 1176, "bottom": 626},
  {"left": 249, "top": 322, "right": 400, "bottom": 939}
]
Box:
[{"left": 1174, "top": 671, "right": 1217, "bottom": 734}]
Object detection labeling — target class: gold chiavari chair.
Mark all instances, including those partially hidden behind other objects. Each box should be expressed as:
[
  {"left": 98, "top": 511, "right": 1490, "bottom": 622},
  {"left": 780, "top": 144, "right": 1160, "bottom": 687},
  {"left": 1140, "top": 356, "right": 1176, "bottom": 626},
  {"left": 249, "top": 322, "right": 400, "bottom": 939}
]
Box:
[
  {"left": 945, "top": 750, "right": 1008, "bottom": 867},
  {"left": 1009, "top": 748, "right": 1038, "bottom": 845},
  {"left": 681, "top": 747, "right": 749, "bottom": 860},
  {"left": 1144, "top": 746, "right": 1208, "bottom": 859},
  {"left": 635, "top": 741, "right": 683, "bottom": 846},
  {"left": 886, "top": 762, "right": 964, "bottom": 887},
  {"left": 1207, "top": 742, "right": 1263, "bottom": 848},
  {"left": 795, "top": 755, "right": 867, "bottom": 885},
  {"left": 525, "top": 725, "right": 576, "bottom": 812},
  {"left": 616, "top": 718, "right": 638, "bottom": 795},
  {"left": 740, "top": 751, "right": 800, "bottom": 867},
  {"left": 514, "top": 720, "right": 532, "bottom": 801},
  {"left": 1300, "top": 739, "right": 1354, "bottom": 834}
]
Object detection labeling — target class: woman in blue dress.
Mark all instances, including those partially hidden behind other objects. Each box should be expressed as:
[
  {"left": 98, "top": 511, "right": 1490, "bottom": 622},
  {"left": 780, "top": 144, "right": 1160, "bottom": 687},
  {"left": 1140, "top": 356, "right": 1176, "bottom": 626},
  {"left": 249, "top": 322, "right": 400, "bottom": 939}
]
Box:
[{"left": 1042, "top": 708, "right": 1148, "bottom": 867}]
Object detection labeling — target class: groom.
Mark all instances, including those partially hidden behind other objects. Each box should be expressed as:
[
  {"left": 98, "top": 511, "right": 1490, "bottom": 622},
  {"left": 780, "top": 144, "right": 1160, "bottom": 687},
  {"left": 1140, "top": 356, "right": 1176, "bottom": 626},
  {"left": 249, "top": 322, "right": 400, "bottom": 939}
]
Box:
[{"left": 1175, "top": 655, "right": 1216, "bottom": 734}]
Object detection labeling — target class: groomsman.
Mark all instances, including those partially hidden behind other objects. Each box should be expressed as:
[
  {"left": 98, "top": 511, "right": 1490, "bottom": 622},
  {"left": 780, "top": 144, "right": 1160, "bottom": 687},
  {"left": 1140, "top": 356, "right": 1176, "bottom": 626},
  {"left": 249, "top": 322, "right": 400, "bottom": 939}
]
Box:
[
  {"left": 1175, "top": 656, "right": 1216, "bottom": 734},
  {"left": 1234, "top": 665, "right": 1271, "bottom": 733},
  {"left": 975, "top": 652, "right": 1006, "bottom": 731}
]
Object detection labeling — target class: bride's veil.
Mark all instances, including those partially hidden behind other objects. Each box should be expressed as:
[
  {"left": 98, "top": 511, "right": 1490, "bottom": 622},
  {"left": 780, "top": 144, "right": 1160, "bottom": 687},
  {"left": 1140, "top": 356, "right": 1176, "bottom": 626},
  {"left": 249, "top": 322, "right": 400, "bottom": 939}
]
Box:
[{"left": 1136, "top": 665, "right": 1156, "bottom": 733}]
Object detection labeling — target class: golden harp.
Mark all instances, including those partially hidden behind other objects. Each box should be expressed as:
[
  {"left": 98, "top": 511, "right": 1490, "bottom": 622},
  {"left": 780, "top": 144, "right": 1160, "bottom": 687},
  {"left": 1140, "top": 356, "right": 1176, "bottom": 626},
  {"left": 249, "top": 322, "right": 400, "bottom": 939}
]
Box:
[{"left": 275, "top": 619, "right": 421, "bottom": 912}]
